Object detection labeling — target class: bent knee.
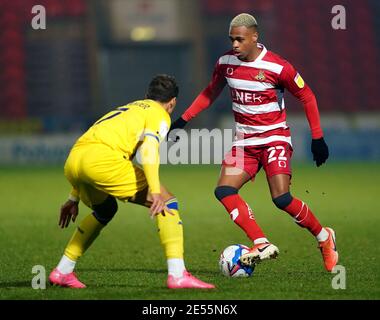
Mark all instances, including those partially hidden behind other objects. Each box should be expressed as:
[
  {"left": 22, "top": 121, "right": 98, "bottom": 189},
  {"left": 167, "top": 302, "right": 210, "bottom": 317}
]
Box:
[
  {"left": 92, "top": 196, "right": 118, "bottom": 225},
  {"left": 214, "top": 186, "right": 238, "bottom": 201},
  {"left": 272, "top": 192, "right": 293, "bottom": 209}
]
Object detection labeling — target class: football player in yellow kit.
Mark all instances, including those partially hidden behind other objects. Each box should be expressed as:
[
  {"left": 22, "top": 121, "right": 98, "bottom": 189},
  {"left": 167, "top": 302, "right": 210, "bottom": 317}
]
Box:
[{"left": 49, "top": 75, "right": 214, "bottom": 289}]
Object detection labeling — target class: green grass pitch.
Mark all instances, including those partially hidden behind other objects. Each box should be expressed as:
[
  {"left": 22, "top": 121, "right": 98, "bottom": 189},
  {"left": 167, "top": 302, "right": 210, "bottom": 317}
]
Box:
[{"left": 0, "top": 163, "right": 379, "bottom": 300}]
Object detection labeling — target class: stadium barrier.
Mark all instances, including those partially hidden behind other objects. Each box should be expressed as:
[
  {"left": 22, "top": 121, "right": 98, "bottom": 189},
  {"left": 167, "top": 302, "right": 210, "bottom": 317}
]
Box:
[{"left": 0, "top": 118, "right": 379, "bottom": 165}]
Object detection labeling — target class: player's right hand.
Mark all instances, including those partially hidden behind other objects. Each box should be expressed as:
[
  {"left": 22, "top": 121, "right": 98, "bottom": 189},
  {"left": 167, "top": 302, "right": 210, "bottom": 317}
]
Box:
[
  {"left": 167, "top": 117, "right": 188, "bottom": 142},
  {"left": 59, "top": 200, "right": 79, "bottom": 228},
  {"left": 150, "top": 194, "right": 174, "bottom": 218}
]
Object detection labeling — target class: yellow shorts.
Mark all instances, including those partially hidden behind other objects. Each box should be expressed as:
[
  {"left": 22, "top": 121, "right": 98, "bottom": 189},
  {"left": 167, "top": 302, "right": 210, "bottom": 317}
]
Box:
[{"left": 64, "top": 143, "right": 148, "bottom": 208}]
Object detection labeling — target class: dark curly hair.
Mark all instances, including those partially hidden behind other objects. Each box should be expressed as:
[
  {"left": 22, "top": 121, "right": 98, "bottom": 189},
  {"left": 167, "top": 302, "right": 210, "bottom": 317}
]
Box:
[{"left": 146, "top": 74, "right": 179, "bottom": 103}]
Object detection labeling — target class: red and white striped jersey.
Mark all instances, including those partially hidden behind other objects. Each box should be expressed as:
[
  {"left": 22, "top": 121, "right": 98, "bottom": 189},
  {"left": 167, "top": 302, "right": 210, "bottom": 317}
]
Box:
[{"left": 182, "top": 43, "right": 323, "bottom": 147}]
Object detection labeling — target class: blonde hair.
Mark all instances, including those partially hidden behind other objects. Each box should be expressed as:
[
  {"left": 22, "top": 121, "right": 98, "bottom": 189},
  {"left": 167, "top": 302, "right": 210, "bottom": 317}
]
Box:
[{"left": 230, "top": 13, "right": 258, "bottom": 29}]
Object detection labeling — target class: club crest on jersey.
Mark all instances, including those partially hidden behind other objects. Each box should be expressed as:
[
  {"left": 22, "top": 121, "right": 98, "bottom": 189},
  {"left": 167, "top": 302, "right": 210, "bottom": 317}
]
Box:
[
  {"left": 255, "top": 70, "right": 266, "bottom": 81},
  {"left": 226, "top": 67, "right": 234, "bottom": 76}
]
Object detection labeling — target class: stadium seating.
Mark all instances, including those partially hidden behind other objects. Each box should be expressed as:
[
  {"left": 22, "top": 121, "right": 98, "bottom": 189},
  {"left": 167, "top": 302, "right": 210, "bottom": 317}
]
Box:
[
  {"left": 271, "top": 0, "right": 380, "bottom": 112},
  {"left": 1, "top": 0, "right": 379, "bottom": 120},
  {"left": 204, "top": 0, "right": 379, "bottom": 112},
  {"left": 0, "top": 0, "right": 87, "bottom": 119}
]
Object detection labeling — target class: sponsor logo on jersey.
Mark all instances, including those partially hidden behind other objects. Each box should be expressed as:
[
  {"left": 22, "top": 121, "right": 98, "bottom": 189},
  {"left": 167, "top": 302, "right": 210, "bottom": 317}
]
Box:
[
  {"left": 255, "top": 70, "right": 266, "bottom": 81},
  {"left": 294, "top": 72, "right": 305, "bottom": 88},
  {"left": 231, "top": 88, "right": 263, "bottom": 104}
]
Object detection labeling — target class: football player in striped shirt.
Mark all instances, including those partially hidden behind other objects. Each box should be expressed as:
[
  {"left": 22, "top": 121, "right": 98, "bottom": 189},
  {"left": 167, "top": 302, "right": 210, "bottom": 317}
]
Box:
[
  {"left": 49, "top": 75, "right": 214, "bottom": 289},
  {"left": 169, "top": 14, "right": 338, "bottom": 272}
]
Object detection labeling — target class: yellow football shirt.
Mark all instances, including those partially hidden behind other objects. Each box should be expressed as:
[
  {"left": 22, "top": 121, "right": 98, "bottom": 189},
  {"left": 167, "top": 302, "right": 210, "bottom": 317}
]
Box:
[
  {"left": 68, "top": 99, "right": 170, "bottom": 196},
  {"left": 74, "top": 99, "right": 171, "bottom": 159}
]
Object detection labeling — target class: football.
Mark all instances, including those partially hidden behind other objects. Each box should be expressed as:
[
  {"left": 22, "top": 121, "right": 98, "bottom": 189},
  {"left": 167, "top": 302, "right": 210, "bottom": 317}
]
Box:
[{"left": 219, "top": 244, "right": 255, "bottom": 277}]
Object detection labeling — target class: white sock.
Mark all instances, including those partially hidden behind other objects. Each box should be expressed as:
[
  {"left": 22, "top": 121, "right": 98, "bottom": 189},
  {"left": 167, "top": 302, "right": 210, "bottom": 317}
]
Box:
[
  {"left": 56, "top": 255, "right": 76, "bottom": 274},
  {"left": 167, "top": 258, "right": 186, "bottom": 278},
  {"left": 254, "top": 237, "right": 269, "bottom": 245},
  {"left": 316, "top": 228, "right": 329, "bottom": 242}
]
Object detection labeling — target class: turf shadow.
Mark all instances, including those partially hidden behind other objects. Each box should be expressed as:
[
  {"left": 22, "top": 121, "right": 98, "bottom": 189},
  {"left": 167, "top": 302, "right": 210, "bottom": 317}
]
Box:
[
  {"left": 79, "top": 268, "right": 216, "bottom": 276},
  {"left": 0, "top": 281, "right": 31, "bottom": 288},
  {"left": 79, "top": 267, "right": 167, "bottom": 274}
]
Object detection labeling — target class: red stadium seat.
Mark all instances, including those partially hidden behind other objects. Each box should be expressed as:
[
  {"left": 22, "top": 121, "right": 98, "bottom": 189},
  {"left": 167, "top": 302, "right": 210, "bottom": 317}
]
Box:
[{"left": 272, "top": 0, "right": 379, "bottom": 112}]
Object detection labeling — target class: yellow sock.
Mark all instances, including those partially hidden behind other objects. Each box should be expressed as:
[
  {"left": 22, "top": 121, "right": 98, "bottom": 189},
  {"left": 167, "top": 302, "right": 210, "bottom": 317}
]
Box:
[
  {"left": 157, "top": 198, "right": 184, "bottom": 259},
  {"left": 64, "top": 213, "right": 105, "bottom": 261}
]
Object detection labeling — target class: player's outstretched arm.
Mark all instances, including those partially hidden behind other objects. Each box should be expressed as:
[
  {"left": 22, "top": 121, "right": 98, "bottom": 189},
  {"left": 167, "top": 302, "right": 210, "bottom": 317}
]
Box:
[
  {"left": 168, "top": 61, "right": 226, "bottom": 140},
  {"left": 59, "top": 199, "right": 79, "bottom": 228}
]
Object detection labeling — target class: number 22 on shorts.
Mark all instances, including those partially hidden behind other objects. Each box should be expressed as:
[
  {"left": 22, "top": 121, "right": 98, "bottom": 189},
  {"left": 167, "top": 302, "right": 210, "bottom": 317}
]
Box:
[{"left": 267, "top": 146, "right": 287, "bottom": 168}]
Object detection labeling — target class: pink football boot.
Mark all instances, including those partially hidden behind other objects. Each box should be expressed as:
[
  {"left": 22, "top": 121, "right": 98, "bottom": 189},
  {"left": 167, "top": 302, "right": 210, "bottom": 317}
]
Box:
[
  {"left": 49, "top": 268, "right": 86, "bottom": 288},
  {"left": 167, "top": 271, "right": 215, "bottom": 289}
]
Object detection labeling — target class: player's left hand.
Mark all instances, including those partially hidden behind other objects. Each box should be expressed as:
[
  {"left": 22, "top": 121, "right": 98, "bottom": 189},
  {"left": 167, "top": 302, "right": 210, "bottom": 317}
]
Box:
[
  {"left": 311, "top": 137, "right": 329, "bottom": 167},
  {"left": 59, "top": 200, "right": 79, "bottom": 228}
]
